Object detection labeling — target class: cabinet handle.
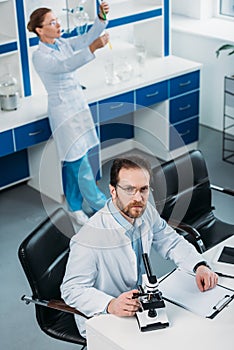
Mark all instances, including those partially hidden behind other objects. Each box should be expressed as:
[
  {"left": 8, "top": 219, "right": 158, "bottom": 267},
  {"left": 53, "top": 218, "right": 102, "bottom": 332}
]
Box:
[
  {"left": 146, "top": 91, "right": 159, "bottom": 98},
  {"left": 179, "top": 130, "right": 190, "bottom": 137},
  {"left": 179, "top": 104, "right": 191, "bottom": 111},
  {"left": 29, "top": 130, "right": 43, "bottom": 136},
  {"left": 110, "top": 103, "right": 124, "bottom": 110},
  {"left": 179, "top": 80, "right": 191, "bottom": 87}
]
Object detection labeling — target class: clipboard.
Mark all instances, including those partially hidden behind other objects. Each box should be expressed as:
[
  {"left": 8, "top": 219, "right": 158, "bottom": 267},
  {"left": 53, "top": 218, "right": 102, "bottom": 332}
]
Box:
[{"left": 159, "top": 268, "right": 234, "bottom": 319}]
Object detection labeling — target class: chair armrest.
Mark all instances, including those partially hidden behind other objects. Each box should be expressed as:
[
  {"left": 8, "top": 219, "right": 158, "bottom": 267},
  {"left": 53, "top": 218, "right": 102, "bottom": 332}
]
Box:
[
  {"left": 168, "top": 220, "right": 206, "bottom": 253},
  {"left": 211, "top": 184, "right": 234, "bottom": 197},
  {"left": 168, "top": 219, "right": 200, "bottom": 239},
  {"left": 21, "top": 295, "right": 90, "bottom": 319}
]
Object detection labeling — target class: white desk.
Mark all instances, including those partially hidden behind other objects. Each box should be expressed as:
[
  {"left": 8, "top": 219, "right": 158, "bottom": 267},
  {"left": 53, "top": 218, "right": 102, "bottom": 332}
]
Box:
[{"left": 86, "top": 236, "right": 234, "bottom": 350}]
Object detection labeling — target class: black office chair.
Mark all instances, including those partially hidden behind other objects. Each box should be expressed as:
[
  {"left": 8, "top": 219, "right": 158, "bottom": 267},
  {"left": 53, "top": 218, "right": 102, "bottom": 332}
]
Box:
[
  {"left": 18, "top": 208, "right": 88, "bottom": 349},
  {"left": 152, "top": 150, "right": 234, "bottom": 252}
]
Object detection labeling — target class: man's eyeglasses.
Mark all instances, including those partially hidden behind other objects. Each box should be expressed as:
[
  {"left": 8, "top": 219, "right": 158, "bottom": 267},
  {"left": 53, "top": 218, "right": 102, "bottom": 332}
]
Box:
[
  {"left": 42, "top": 19, "right": 61, "bottom": 27},
  {"left": 116, "top": 184, "right": 152, "bottom": 196}
]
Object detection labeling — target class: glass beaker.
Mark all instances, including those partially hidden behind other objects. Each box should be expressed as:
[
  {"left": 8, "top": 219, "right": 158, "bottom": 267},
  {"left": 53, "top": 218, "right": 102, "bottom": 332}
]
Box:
[
  {"left": 115, "top": 57, "right": 134, "bottom": 82},
  {"left": 104, "top": 59, "right": 120, "bottom": 85},
  {"left": 135, "top": 43, "right": 147, "bottom": 77},
  {"left": 0, "top": 73, "right": 20, "bottom": 111},
  {"left": 73, "top": 6, "right": 89, "bottom": 35}
]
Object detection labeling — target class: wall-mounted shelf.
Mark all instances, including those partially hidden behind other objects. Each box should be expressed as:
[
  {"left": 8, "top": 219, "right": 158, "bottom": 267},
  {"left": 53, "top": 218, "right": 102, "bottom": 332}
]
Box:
[{"left": 223, "top": 75, "right": 234, "bottom": 164}]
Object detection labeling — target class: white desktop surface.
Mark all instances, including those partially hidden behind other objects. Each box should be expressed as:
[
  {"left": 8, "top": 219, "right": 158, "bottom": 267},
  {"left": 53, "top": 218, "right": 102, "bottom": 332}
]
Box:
[{"left": 86, "top": 236, "right": 234, "bottom": 350}]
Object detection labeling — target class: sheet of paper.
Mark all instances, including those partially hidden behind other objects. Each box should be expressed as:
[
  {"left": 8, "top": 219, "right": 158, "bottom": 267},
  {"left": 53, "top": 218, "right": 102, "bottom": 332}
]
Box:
[{"left": 159, "top": 269, "right": 234, "bottom": 318}]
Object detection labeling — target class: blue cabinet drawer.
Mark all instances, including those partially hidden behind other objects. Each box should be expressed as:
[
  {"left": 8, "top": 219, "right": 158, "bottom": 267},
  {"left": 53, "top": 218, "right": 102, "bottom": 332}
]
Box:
[
  {"left": 136, "top": 80, "right": 168, "bottom": 108},
  {"left": 0, "top": 130, "right": 14, "bottom": 157},
  {"left": 100, "top": 114, "right": 134, "bottom": 149},
  {"left": 88, "top": 145, "right": 101, "bottom": 181},
  {"left": 99, "top": 91, "right": 134, "bottom": 123},
  {"left": 0, "top": 149, "right": 29, "bottom": 188},
  {"left": 14, "top": 118, "right": 51, "bottom": 151},
  {"left": 89, "top": 102, "right": 98, "bottom": 124},
  {"left": 170, "top": 91, "right": 199, "bottom": 124},
  {"left": 170, "top": 117, "right": 199, "bottom": 150},
  {"left": 170, "top": 71, "right": 200, "bottom": 97}
]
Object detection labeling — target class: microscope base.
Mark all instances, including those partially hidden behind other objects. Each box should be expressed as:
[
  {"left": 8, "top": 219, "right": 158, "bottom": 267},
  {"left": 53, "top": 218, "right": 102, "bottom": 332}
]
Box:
[{"left": 136, "top": 308, "right": 169, "bottom": 332}]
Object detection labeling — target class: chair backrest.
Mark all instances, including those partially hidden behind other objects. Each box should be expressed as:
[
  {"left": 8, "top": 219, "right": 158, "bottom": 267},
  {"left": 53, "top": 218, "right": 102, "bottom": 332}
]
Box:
[
  {"left": 18, "top": 208, "right": 74, "bottom": 301},
  {"left": 151, "top": 150, "right": 213, "bottom": 226},
  {"left": 18, "top": 208, "right": 83, "bottom": 344}
]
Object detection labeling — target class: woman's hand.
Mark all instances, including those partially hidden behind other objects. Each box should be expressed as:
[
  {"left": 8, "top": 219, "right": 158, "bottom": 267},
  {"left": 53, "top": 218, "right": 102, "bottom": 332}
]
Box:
[
  {"left": 89, "top": 32, "right": 110, "bottom": 53},
  {"left": 99, "top": 2, "right": 109, "bottom": 20}
]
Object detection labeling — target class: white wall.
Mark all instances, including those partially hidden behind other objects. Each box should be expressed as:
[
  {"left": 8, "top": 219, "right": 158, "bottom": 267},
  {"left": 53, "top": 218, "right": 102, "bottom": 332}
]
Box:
[
  {"left": 171, "top": 0, "right": 215, "bottom": 19},
  {"left": 171, "top": 29, "right": 233, "bottom": 131},
  {"left": 171, "top": 0, "right": 234, "bottom": 132}
]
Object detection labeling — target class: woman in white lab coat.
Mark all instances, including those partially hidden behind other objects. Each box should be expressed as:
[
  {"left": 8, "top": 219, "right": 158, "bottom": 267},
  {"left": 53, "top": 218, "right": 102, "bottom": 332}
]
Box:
[{"left": 27, "top": 3, "right": 110, "bottom": 226}]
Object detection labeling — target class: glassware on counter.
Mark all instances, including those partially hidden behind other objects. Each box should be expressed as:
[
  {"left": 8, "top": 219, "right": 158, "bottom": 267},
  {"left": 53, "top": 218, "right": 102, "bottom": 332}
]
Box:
[
  {"left": 0, "top": 73, "right": 20, "bottom": 111},
  {"left": 135, "top": 43, "right": 147, "bottom": 77},
  {"left": 115, "top": 57, "right": 134, "bottom": 81},
  {"left": 73, "top": 5, "right": 89, "bottom": 35}
]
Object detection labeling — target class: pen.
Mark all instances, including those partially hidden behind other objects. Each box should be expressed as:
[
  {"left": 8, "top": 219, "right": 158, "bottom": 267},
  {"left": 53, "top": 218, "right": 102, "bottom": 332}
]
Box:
[{"left": 215, "top": 271, "right": 234, "bottom": 279}]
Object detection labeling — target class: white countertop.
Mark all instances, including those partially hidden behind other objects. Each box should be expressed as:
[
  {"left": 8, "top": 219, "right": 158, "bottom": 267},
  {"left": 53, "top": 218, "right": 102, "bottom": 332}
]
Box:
[
  {"left": 86, "top": 236, "right": 234, "bottom": 350},
  {"left": 0, "top": 94, "right": 48, "bottom": 132},
  {"left": 78, "top": 53, "right": 202, "bottom": 102},
  {"left": 0, "top": 55, "right": 201, "bottom": 133}
]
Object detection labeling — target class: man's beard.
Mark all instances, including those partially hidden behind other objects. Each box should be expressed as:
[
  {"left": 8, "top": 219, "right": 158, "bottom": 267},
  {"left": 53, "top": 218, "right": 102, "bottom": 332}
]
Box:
[{"left": 115, "top": 196, "right": 147, "bottom": 219}]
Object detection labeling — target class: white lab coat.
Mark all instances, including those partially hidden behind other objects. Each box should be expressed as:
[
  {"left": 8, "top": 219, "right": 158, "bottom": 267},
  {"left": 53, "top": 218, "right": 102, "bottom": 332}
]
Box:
[
  {"left": 32, "top": 17, "right": 107, "bottom": 161},
  {"left": 61, "top": 200, "right": 204, "bottom": 337}
]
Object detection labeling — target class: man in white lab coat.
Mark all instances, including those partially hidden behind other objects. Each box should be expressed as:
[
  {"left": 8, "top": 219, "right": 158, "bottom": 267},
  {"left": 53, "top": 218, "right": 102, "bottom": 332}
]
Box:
[{"left": 61, "top": 155, "right": 218, "bottom": 337}]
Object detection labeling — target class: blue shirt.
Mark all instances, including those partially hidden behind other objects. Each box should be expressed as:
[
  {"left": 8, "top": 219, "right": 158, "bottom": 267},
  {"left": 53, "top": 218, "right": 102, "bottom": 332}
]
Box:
[
  {"left": 107, "top": 200, "right": 145, "bottom": 285},
  {"left": 43, "top": 41, "right": 60, "bottom": 51}
]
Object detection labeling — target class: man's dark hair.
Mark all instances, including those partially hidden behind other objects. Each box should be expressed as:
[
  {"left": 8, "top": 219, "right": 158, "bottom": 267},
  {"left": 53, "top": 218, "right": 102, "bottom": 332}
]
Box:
[{"left": 110, "top": 155, "right": 152, "bottom": 187}]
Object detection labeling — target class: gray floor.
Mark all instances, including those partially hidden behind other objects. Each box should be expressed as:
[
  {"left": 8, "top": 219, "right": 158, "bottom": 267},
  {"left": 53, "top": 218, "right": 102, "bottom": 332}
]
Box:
[{"left": 0, "top": 125, "right": 233, "bottom": 350}]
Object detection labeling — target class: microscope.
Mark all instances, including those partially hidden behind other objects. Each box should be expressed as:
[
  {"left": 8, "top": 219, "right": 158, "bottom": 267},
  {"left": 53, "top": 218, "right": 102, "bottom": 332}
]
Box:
[{"left": 133, "top": 253, "right": 169, "bottom": 332}]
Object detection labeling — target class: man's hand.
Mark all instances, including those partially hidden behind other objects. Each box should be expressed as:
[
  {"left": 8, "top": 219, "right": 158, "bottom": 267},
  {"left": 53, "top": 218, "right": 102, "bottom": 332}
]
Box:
[
  {"left": 107, "top": 290, "right": 141, "bottom": 317},
  {"left": 195, "top": 265, "right": 218, "bottom": 291}
]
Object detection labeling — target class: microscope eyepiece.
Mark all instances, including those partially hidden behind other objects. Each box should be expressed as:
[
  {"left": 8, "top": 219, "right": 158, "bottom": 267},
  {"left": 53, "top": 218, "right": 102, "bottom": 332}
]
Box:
[{"left": 142, "top": 253, "right": 158, "bottom": 284}]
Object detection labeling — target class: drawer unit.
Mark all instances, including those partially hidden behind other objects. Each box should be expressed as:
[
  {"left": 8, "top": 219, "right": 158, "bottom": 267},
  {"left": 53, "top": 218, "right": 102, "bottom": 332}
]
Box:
[
  {"left": 88, "top": 145, "right": 101, "bottom": 181},
  {"left": 0, "top": 130, "right": 14, "bottom": 157},
  {"left": 136, "top": 80, "right": 168, "bottom": 108},
  {"left": 170, "top": 71, "right": 200, "bottom": 98},
  {"left": 170, "top": 117, "right": 199, "bottom": 150},
  {"left": 223, "top": 76, "right": 234, "bottom": 163},
  {"left": 170, "top": 91, "right": 199, "bottom": 124},
  {"left": 89, "top": 102, "right": 98, "bottom": 124},
  {"left": 99, "top": 91, "right": 134, "bottom": 123},
  {"left": 14, "top": 118, "right": 51, "bottom": 151},
  {"left": 100, "top": 114, "right": 134, "bottom": 149},
  {"left": 0, "top": 149, "right": 29, "bottom": 188}
]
